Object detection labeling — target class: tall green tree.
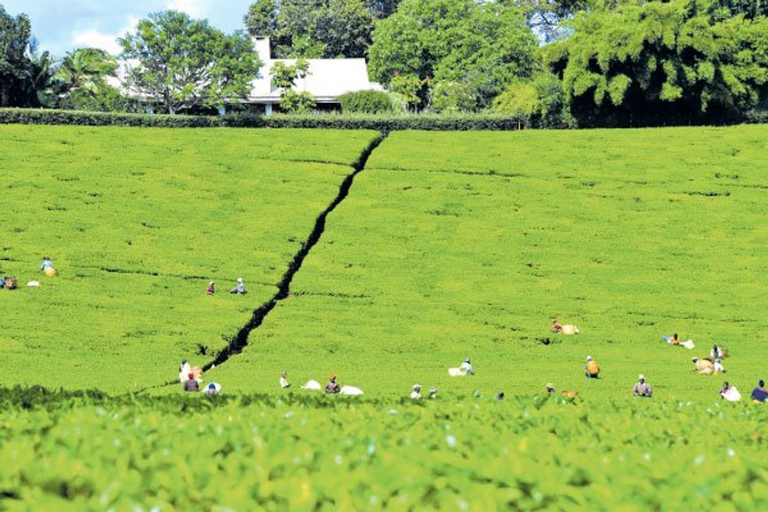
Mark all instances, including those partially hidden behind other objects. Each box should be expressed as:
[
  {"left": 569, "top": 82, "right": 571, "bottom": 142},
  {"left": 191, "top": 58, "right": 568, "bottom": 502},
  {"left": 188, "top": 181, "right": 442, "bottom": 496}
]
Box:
[
  {"left": 245, "top": 0, "right": 374, "bottom": 58},
  {"left": 120, "top": 11, "right": 261, "bottom": 114},
  {"left": 368, "top": 0, "right": 538, "bottom": 110},
  {"left": 0, "top": 5, "right": 35, "bottom": 106},
  {"left": 546, "top": 0, "right": 768, "bottom": 126}
]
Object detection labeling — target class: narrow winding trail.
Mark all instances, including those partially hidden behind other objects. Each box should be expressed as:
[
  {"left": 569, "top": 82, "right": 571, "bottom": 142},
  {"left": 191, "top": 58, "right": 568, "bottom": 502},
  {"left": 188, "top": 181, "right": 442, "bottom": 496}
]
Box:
[{"left": 137, "top": 131, "right": 388, "bottom": 393}]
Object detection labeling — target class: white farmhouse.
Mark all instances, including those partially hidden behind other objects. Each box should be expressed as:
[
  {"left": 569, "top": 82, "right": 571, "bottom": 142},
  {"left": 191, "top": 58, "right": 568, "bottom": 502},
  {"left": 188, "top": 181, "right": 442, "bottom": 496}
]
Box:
[{"left": 248, "top": 36, "right": 384, "bottom": 115}]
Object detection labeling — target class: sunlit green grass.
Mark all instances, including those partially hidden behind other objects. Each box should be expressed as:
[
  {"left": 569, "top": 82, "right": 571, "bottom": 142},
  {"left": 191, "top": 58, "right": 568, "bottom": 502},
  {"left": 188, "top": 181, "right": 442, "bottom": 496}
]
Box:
[
  {"left": 214, "top": 126, "right": 768, "bottom": 401},
  {"left": 0, "top": 125, "right": 379, "bottom": 392}
]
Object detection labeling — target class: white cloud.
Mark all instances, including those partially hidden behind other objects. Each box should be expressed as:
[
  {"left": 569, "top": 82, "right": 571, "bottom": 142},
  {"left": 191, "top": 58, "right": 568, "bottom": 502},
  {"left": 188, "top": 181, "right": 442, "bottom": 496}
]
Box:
[
  {"left": 70, "top": 15, "right": 139, "bottom": 56},
  {"left": 165, "top": 0, "right": 210, "bottom": 18},
  {"left": 71, "top": 30, "right": 123, "bottom": 54}
]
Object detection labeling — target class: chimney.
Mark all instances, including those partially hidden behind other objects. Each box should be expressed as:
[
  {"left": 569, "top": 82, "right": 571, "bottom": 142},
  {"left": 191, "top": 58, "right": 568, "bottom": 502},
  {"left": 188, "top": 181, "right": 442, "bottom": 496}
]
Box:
[{"left": 253, "top": 36, "right": 271, "bottom": 62}]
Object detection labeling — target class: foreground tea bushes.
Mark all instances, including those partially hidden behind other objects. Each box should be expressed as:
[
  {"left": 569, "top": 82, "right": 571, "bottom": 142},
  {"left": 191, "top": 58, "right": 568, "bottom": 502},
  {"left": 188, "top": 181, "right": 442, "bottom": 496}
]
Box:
[{"left": 1, "top": 387, "right": 767, "bottom": 510}]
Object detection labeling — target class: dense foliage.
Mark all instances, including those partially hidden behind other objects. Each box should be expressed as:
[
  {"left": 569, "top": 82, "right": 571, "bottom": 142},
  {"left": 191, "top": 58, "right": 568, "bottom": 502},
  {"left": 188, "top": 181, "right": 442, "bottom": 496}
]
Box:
[
  {"left": 2, "top": 386, "right": 767, "bottom": 509},
  {"left": 0, "top": 5, "right": 45, "bottom": 107},
  {"left": 546, "top": 0, "right": 768, "bottom": 126},
  {"left": 368, "top": 0, "right": 538, "bottom": 111},
  {"left": 245, "top": 0, "right": 375, "bottom": 58},
  {"left": 338, "top": 90, "right": 395, "bottom": 113},
  {"left": 493, "top": 71, "right": 573, "bottom": 127},
  {"left": 5, "top": 1, "right": 768, "bottom": 124},
  {"left": 53, "top": 48, "right": 126, "bottom": 112},
  {"left": 119, "top": 11, "right": 261, "bottom": 115},
  {"left": 0, "top": 108, "right": 528, "bottom": 130}
]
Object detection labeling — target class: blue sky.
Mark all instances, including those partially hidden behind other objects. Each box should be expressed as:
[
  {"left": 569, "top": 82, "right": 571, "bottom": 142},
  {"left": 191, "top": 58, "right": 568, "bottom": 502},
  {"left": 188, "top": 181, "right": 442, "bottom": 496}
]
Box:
[{"left": 2, "top": 0, "right": 255, "bottom": 57}]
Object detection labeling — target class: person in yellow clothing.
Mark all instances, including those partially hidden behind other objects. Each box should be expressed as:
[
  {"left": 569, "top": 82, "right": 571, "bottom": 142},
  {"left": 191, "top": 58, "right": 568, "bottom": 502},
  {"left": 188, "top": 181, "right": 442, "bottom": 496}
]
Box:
[{"left": 584, "top": 356, "right": 600, "bottom": 379}]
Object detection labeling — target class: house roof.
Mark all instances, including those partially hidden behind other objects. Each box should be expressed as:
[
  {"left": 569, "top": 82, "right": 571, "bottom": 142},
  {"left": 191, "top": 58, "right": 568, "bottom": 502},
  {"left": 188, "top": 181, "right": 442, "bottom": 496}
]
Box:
[{"left": 248, "top": 38, "right": 384, "bottom": 104}]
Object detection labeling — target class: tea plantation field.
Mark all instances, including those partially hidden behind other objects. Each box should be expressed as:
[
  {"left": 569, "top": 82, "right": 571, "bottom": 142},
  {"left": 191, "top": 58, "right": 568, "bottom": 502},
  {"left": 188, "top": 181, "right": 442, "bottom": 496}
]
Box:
[
  {"left": 0, "top": 125, "right": 380, "bottom": 392},
  {"left": 214, "top": 126, "right": 767, "bottom": 402},
  {"left": 1, "top": 124, "right": 767, "bottom": 510}
]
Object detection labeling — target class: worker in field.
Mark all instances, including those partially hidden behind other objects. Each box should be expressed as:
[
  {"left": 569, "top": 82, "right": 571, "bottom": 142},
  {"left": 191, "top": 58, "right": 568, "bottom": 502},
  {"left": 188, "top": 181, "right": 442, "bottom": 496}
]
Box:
[
  {"left": 230, "top": 277, "right": 246, "bottom": 294},
  {"left": 184, "top": 373, "right": 199, "bottom": 392},
  {"left": 206, "top": 281, "right": 215, "bottom": 295},
  {"left": 179, "top": 359, "right": 191, "bottom": 382},
  {"left": 713, "top": 358, "right": 726, "bottom": 375},
  {"left": 460, "top": 358, "right": 475, "bottom": 376},
  {"left": 204, "top": 382, "right": 221, "bottom": 396},
  {"left": 632, "top": 374, "right": 652, "bottom": 397},
  {"left": 280, "top": 371, "right": 291, "bottom": 388},
  {"left": 750, "top": 380, "right": 767, "bottom": 403},
  {"left": 411, "top": 384, "right": 422, "bottom": 399},
  {"left": 692, "top": 357, "right": 714, "bottom": 375},
  {"left": 325, "top": 374, "right": 340, "bottom": 394},
  {"left": 709, "top": 344, "right": 727, "bottom": 360},
  {"left": 546, "top": 383, "right": 555, "bottom": 394},
  {"left": 584, "top": 356, "right": 600, "bottom": 378},
  {"left": 40, "top": 256, "right": 54, "bottom": 271},
  {"left": 720, "top": 381, "right": 742, "bottom": 402},
  {"left": 553, "top": 318, "right": 579, "bottom": 335}
]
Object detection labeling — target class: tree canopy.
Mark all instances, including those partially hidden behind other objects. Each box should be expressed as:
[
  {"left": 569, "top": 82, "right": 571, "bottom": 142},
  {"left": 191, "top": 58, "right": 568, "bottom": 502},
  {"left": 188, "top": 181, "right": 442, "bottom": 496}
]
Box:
[
  {"left": 0, "top": 5, "right": 36, "bottom": 107},
  {"left": 245, "top": 0, "right": 374, "bottom": 58},
  {"left": 546, "top": 0, "right": 768, "bottom": 126},
  {"left": 54, "top": 48, "right": 125, "bottom": 111},
  {"left": 120, "top": 11, "right": 261, "bottom": 114},
  {"left": 368, "top": 0, "right": 538, "bottom": 111}
]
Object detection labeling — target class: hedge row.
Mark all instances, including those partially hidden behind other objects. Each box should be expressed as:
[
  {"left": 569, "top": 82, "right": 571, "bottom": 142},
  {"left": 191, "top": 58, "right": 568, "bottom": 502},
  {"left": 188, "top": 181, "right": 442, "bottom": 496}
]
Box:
[
  {"left": 745, "top": 109, "right": 768, "bottom": 124},
  {"left": 0, "top": 108, "right": 527, "bottom": 131}
]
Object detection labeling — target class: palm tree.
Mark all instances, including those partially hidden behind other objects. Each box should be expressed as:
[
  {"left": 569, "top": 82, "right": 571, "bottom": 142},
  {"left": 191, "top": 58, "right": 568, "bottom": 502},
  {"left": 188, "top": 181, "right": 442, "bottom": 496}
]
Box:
[{"left": 56, "top": 48, "right": 118, "bottom": 94}]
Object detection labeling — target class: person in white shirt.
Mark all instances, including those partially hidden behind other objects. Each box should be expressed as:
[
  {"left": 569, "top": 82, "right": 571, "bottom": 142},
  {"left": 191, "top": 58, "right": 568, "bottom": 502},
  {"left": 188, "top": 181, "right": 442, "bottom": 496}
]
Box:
[
  {"left": 280, "top": 371, "right": 291, "bottom": 388},
  {"left": 633, "top": 374, "right": 653, "bottom": 397},
  {"left": 179, "top": 359, "right": 191, "bottom": 382},
  {"left": 459, "top": 358, "right": 475, "bottom": 376},
  {"left": 410, "top": 384, "right": 422, "bottom": 399}
]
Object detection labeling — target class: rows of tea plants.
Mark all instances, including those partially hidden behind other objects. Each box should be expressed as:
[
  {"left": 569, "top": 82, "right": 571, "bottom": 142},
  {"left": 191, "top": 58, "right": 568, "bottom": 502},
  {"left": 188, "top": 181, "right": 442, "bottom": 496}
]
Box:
[
  {"left": 212, "top": 126, "right": 768, "bottom": 401},
  {"left": 0, "top": 126, "right": 380, "bottom": 392},
  {"left": 1, "top": 387, "right": 767, "bottom": 510}
]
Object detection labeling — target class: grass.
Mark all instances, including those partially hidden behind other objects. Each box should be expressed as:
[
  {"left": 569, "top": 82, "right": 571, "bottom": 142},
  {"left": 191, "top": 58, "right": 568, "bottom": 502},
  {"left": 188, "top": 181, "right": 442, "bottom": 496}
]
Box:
[{"left": 0, "top": 125, "right": 380, "bottom": 392}]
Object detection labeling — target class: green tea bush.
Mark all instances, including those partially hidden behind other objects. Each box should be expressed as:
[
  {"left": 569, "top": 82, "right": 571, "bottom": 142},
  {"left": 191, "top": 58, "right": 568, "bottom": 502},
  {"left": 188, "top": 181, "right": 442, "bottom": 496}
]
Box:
[
  {"left": 279, "top": 90, "right": 317, "bottom": 114},
  {"left": 0, "top": 108, "right": 525, "bottom": 130},
  {"left": 338, "top": 90, "right": 395, "bottom": 114},
  {"left": 2, "top": 386, "right": 767, "bottom": 510}
]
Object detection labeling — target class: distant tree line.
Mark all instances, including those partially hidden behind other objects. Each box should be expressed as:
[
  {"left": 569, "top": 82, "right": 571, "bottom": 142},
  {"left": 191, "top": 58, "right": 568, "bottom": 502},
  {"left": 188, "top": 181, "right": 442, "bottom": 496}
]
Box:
[{"left": 1, "top": 0, "right": 766, "bottom": 126}]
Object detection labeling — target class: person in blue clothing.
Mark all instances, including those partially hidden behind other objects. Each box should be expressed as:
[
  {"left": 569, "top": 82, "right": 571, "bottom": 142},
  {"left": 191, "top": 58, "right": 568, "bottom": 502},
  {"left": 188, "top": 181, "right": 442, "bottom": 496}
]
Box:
[
  {"left": 40, "top": 256, "right": 54, "bottom": 271},
  {"left": 751, "top": 380, "right": 768, "bottom": 403}
]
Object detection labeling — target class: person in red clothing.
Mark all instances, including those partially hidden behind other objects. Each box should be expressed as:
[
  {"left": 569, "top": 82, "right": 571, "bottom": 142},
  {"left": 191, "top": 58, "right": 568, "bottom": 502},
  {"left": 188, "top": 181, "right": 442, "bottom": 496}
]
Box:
[{"left": 206, "top": 281, "right": 215, "bottom": 295}]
